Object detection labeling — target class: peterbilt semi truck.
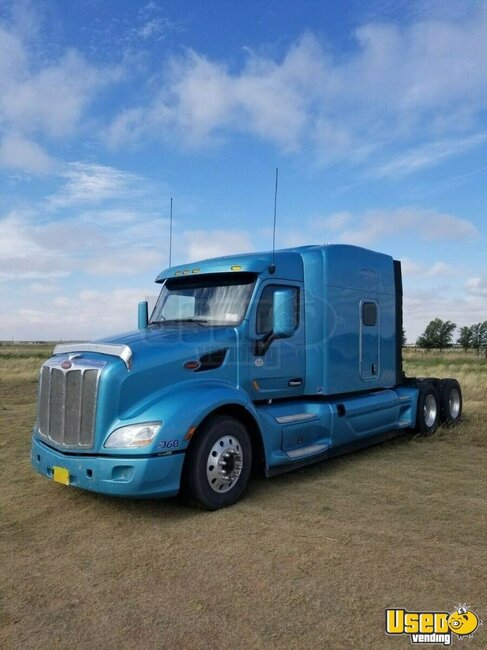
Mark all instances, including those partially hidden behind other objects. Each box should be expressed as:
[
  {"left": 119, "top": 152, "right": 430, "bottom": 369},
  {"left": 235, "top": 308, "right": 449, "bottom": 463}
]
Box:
[{"left": 31, "top": 245, "right": 462, "bottom": 510}]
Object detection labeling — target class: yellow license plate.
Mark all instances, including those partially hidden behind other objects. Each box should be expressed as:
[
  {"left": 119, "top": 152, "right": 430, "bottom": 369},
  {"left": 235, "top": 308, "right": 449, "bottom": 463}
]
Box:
[{"left": 53, "top": 466, "right": 70, "bottom": 486}]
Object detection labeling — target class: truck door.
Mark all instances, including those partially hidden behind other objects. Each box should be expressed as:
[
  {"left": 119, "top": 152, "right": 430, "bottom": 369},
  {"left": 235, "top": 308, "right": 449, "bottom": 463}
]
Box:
[
  {"left": 360, "top": 299, "right": 379, "bottom": 381},
  {"left": 248, "top": 282, "right": 305, "bottom": 400}
]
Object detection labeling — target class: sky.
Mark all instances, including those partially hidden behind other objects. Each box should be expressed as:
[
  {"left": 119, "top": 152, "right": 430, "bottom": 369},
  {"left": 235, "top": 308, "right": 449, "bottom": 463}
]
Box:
[{"left": 0, "top": 0, "right": 486, "bottom": 342}]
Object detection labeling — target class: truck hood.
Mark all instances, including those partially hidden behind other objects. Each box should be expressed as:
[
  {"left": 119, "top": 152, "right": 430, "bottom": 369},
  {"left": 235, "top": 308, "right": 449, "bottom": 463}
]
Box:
[
  {"left": 96, "top": 325, "right": 240, "bottom": 418},
  {"left": 99, "top": 324, "right": 237, "bottom": 368}
]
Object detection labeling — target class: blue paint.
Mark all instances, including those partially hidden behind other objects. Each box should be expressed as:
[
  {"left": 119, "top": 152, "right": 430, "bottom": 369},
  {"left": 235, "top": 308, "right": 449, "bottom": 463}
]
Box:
[
  {"left": 31, "top": 437, "right": 184, "bottom": 498},
  {"left": 31, "top": 244, "right": 422, "bottom": 500}
]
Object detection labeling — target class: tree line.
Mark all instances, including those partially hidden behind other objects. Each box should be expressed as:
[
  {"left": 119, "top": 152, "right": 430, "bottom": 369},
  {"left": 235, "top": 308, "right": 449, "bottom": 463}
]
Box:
[{"left": 413, "top": 318, "right": 487, "bottom": 354}]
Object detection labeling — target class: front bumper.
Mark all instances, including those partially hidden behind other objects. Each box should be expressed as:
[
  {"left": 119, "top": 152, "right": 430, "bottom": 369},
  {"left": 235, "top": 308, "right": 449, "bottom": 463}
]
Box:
[{"left": 31, "top": 437, "right": 185, "bottom": 498}]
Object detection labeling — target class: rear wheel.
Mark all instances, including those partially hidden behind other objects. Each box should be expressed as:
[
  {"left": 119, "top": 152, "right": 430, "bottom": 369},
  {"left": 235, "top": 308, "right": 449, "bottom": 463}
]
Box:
[
  {"left": 181, "top": 415, "right": 252, "bottom": 510},
  {"left": 438, "top": 378, "right": 462, "bottom": 425},
  {"left": 421, "top": 377, "right": 439, "bottom": 388},
  {"left": 416, "top": 382, "right": 440, "bottom": 435}
]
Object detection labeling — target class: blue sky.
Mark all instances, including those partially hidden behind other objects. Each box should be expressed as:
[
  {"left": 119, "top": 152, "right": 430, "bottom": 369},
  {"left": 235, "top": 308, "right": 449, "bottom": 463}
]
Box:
[{"left": 0, "top": 0, "right": 486, "bottom": 342}]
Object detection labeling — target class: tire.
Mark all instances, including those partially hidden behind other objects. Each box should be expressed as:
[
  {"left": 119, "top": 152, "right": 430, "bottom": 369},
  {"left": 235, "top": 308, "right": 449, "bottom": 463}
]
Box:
[
  {"left": 416, "top": 382, "right": 440, "bottom": 435},
  {"left": 438, "top": 378, "right": 462, "bottom": 425},
  {"left": 181, "top": 415, "right": 252, "bottom": 510},
  {"left": 420, "top": 377, "right": 439, "bottom": 388}
]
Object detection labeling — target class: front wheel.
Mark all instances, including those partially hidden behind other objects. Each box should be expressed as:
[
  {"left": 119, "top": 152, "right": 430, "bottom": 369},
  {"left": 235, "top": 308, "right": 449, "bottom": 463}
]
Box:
[
  {"left": 416, "top": 382, "right": 440, "bottom": 435},
  {"left": 181, "top": 415, "right": 252, "bottom": 510}
]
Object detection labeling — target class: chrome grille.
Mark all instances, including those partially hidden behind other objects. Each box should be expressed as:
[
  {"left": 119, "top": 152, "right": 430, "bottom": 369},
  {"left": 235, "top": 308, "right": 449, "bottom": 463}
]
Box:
[{"left": 37, "top": 358, "right": 104, "bottom": 448}]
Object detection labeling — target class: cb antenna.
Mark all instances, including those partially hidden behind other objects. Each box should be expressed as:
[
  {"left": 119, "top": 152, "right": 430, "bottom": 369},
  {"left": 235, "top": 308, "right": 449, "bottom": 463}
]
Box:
[
  {"left": 168, "top": 197, "right": 173, "bottom": 267},
  {"left": 270, "top": 167, "right": 279, "bottom": 274}
]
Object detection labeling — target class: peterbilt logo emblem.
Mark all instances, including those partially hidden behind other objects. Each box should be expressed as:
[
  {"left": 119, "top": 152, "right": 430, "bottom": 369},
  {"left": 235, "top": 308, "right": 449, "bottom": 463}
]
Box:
[{"left": 61, "top": 361, "right": 72, "bottom": 370}]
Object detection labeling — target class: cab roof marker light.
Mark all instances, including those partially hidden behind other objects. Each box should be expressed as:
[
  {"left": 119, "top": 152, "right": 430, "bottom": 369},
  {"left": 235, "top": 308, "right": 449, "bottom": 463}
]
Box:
[
  {"left": 183, "top": 270, "right": 191, "bottom": 275},
  {"left": 231, "top": 265, "right": 242, "bottom": 271},
  {"left": 192, "top": 269, "right": 200, "bottom": 273}
]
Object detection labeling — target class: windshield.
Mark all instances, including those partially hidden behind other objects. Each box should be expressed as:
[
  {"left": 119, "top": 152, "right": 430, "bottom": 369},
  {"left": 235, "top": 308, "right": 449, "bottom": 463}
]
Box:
[{"left": 150, "top": 272, "right": 257, "bottom": 326}]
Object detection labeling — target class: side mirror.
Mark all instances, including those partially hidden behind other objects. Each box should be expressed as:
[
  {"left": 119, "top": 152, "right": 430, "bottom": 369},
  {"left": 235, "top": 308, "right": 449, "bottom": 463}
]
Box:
[
  {"left": 255, "top": 288, "right": 295, "bottom": 355},
  {"left": 138, "top": 301, "right": 148, "bottom": 329},
  {"left": 272, "top": 289, "right": 295, "bottom": 338}
]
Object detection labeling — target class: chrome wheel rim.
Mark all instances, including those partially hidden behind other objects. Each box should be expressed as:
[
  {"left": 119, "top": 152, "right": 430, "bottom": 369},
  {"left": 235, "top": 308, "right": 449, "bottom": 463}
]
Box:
[
  {"left": 206, "top": 435, "right": 243, "bottom": 493},
  {"left": 449, "top": 389, "right": 460, "bottom": 419},
  {"left": 424, "top": 394, "right": 437, "bottom": 428}
]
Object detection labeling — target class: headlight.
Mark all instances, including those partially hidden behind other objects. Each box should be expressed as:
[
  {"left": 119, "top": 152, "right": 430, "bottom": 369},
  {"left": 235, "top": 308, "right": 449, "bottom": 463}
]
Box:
[{"left": 104, "top": 422, "right": 162, "bottom": 449}]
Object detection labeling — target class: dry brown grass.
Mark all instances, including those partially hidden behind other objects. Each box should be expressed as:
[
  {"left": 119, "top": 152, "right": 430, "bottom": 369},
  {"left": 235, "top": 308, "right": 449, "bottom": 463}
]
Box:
[{"left": 1, "top": 346, "right": 486, "bottom": 649}]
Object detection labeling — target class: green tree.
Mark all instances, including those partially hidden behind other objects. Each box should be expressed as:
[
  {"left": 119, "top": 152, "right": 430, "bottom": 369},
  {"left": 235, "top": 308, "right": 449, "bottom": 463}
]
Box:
[
  {"left": 402, "top": 327, "right": 407, "bottom": 347},
  {"left": 458, "top": 326, "right": 473, "bottom": 352},
  {"left": 469, "top": 321, "right": 487, "bottom": 356},
  {"left": 416, "top": 318, "right": 456, "bottom": 350}
]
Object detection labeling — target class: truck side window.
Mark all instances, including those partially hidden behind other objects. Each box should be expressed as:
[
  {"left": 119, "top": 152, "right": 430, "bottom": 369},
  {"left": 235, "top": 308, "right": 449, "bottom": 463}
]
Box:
[
  {"left": 256, "top": 285, "right": 299, "bottom": 335},
  {"left": 362, "top": 301, "right": 377, "bottom": 326}
]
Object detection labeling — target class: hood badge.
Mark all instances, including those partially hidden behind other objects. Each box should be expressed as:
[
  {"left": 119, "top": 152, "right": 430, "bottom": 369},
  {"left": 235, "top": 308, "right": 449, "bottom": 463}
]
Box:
[
  {"left": 184, "top": 360, "right": 201, "bottom": 370},
  {"left": 60, "top": 354, "right": 82, "bottom": 370}
]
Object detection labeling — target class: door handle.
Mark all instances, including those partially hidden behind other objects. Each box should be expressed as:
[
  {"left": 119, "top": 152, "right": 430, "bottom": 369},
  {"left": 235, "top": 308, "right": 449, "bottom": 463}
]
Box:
[{"left": 288, "top": 378, "right": 303, "bottom": 387}]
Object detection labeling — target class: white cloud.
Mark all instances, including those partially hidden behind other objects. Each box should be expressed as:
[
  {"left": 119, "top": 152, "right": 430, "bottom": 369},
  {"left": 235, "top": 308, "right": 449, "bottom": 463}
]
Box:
[
  {"left": 2, "top": 2, "right": 486, "bottom": 175},
  {"left": 0, "top": 201, "right": 483, "bottom": 340},
  {"left": 316, "top": 208, "right": 478, "bottom": 246},
  {"left": 0, "top": 198, "right": 169, "bottom": 282},
  {"left": 465, "top": 276, "right": 487, "bottom": 297},
  {"left": 1, "top": 287, "right": 156, "bottom": 340},
  {"left": 106, "top": 7, "right": 487, "bottom": 171},
  {"left": 403, "top": 287, "right": 487, "bottom": 342},
  {"left": 47, "top": 163, "right": 150, "bottom": 208},
  {"left": 401, "top": 258, "right": 456, "bottom": 278},
  {"left": 182, "top": 229, "right": 255, "bottom": 262},
  {"left": 88, "top": 249, "right": 163, "bottom": 276},
  {"left": 320, "top": 212, "right": 352, "bottom": 232},
  {"left": 1, "top": 51, "right": 116, "bottom": 137},
  {"left": 376, "top": 133, "right": 487, "bottom": 177},
  {"left": 275, "top": 229, "right": 314, "bottom": 249},
  {"left": 0, "top": 212, "right": 72, "bottom": 280},
  {"left": 0, "top": 10, "right": 121, "bottom": 173},
  {"left": 27, "top": 282, "right": 59, "bottom": 294},
  {"left": 107, "top": 34, "right": 325, "bottom": 151},
  {"left": 426, "top": 262, "right": 456, "bottom": 278},
  {"left": 0, "top": 29, "right": 25, "bottom": 87},
  {"left": 0, "top": 132, "right": 54, "bottom": 173},
  {"left": 123, "top": 1, "right": 177, "bottom": 46},
  {"left": 0, "top": 212, "right": 42, "bottom": 258},
  {"left": 401, "top": 258, "right": 423, "bottom": 276}
]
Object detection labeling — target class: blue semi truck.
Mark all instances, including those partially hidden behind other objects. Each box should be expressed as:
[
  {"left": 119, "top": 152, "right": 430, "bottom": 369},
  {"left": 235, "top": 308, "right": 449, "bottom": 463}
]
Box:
[{"left": 31, "top": 245, "right": 462, "bottom": 509}]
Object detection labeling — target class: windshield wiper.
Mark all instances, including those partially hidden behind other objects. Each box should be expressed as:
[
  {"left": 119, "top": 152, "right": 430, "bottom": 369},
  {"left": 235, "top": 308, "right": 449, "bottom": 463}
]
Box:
[
  {"left": 150, "top": 318, "right": 208, "bottom": 327},
  {"left": 179, "top": 318, "right": 208, "bottom": 326}
]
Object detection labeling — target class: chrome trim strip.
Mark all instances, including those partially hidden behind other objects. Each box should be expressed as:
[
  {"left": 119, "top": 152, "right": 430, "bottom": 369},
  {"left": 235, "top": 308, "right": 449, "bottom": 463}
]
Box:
[
  {"left": 275, "top": 413, "right": 316, "bottom": 425},
  {"left": 54, "top": 343, "right": 132, "bottom": 369},
  {"left": 287, "top": 443, "right": 328, "bottom": 459}
]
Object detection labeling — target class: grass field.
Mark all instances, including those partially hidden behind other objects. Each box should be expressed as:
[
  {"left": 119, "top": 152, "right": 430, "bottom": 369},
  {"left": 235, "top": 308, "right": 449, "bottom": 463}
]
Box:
[{"left": 1, "top": 345, "right": 486, "bottom": 649}]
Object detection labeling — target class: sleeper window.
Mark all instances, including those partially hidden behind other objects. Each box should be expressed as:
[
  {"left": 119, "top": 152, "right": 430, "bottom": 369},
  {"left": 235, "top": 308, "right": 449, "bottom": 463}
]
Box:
[{"left": 362, "top": 301, "right": 377, "bottom": 327}]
